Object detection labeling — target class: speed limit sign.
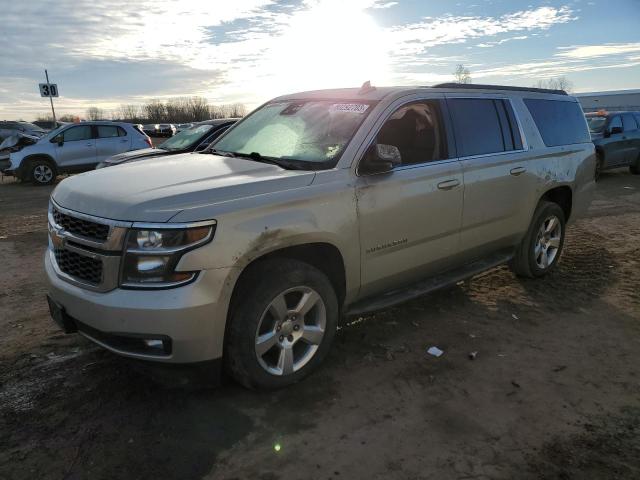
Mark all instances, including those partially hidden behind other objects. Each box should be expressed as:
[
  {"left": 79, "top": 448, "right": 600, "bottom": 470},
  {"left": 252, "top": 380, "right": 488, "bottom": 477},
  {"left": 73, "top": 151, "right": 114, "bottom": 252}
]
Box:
[{"left": 39, "top": 83, "right": 59, "bottom": 97}]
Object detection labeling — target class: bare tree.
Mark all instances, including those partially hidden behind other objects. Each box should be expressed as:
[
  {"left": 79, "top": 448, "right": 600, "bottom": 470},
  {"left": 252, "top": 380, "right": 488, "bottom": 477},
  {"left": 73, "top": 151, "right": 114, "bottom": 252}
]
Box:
[
  {"left": 533, "top": 76, "right": 573, "bottom": 93},
  {"left": 117, "top": 104, "right": 142, "bottom": 122},
  {"left": 86, "top": 107, "right": 105, "bottom": 121},
  {"left": 143, "top": 100, "right": 167, "bottom": 123},
  {"left": 454, "top": 64, "right": 472, "bottom": 84}
]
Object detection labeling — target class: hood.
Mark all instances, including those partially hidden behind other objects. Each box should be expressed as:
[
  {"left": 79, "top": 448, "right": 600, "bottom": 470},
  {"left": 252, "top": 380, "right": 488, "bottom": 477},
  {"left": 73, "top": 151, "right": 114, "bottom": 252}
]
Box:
[
  {"left": 52, "top": 153, "right": 316, "bottom": 222},
  {"left": 105, "top": 148, "right": 170, "bottom": 165},
  {"left": 0, "top": 132, "right": 40, "bottom": 152}
]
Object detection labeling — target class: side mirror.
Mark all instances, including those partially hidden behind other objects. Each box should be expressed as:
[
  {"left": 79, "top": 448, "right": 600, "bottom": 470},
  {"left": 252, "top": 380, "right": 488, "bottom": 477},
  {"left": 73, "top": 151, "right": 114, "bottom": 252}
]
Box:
[
  {"left": 51, "top": 134, "right": 63, "bottom": 146},
  {"left": 609, "top": 126, "right": 623, "bottom": 135},
  {"left": 360, "top": 143, "right": 401, "bottom": 175}
]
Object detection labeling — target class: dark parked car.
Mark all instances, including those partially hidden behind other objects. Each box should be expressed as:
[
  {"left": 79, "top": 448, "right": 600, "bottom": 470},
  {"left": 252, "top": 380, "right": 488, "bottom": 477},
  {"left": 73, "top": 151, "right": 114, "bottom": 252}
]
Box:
[
  {"left": 96, "top": 118, "right": 238, "bottom": 168},
  {"left": 586, "top": 110, "right": 640, "bottom": 179},
  {"left": 0, "top": 121, "right": 47, "bottom": 142}
]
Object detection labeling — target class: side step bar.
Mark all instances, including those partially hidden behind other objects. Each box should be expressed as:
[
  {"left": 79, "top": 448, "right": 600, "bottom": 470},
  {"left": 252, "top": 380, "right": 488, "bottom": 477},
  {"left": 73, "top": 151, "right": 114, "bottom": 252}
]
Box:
[{"left": 346, "top": 250, "right": 514, "bottom": 317}]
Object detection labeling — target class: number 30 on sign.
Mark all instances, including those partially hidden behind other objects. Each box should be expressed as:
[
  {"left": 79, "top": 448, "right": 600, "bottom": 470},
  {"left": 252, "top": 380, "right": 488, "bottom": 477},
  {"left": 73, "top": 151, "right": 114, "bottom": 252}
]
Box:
[{"left": 39, "top": 83, "right": 59, "bottom": 97}]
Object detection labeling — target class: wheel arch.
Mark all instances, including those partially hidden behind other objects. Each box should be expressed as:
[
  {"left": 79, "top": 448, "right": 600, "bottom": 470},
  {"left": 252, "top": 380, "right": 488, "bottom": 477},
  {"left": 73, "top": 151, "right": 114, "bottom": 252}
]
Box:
[{"left": 539, "top": 185, "right": 573, "bottom": 222}]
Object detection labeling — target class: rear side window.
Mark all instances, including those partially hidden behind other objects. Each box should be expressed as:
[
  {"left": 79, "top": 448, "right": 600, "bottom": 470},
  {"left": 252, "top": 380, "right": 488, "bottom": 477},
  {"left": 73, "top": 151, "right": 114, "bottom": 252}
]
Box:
[
  {"left": 97, "top": 125, "right": 126, "bottom": 138},
  {"left": 523, "top": 99, "right": 590, "bottom": 147},
  {"left": 622, "top": 114, "right": 638, "bottom": 131},
  {"left": 447, "top": 98, "right": 523, "bottom": 157},
  {"left": 608, "top": 116, "right": 623, "bottom": 131}
]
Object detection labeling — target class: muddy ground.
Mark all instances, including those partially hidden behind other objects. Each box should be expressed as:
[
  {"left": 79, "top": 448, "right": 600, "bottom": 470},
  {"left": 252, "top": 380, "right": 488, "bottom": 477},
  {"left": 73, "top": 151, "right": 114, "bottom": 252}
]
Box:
[{"left": 0, "top": 170, "right": 639, "bottom": 480}]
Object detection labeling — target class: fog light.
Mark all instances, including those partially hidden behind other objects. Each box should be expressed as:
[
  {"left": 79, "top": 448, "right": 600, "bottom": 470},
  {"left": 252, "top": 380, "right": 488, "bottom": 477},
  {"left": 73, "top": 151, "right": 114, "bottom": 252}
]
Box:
[{"left": 144, "top": 339, "right": 164, "bottom": 349}]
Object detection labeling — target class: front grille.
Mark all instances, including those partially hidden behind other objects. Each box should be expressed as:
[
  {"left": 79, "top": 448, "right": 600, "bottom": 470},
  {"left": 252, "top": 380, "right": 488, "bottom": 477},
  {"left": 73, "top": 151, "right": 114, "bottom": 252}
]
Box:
[
  {"left": 54, "top": 249, "right": 103, "bottom": 285},
  {"left": 52, "top": 207, "right": 109, "bottom": 241}
]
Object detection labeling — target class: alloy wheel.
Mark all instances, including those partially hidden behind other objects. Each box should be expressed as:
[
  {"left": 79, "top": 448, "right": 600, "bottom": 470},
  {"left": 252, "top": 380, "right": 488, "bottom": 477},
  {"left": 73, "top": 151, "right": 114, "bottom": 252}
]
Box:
[
  {"left": 33, "top": 164, "right": 53, "bottom": 184},
  {"left": 534, "top": 215, "right": 562, "bottom": 270},
  {"left": 254, "top": 286, "right": 326, "bottom": 376}
]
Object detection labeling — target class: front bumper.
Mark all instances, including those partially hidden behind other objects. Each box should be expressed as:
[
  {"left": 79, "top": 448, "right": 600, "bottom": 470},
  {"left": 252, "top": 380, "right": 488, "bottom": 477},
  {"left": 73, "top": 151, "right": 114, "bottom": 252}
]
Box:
[{"left": 45, "top": 251, "right": 238, "bottom": 364}]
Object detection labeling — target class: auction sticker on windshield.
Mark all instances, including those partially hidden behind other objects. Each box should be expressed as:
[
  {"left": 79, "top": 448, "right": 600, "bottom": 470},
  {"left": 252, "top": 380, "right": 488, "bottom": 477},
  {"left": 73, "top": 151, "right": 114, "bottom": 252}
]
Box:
[{"left": 330, "top": 103, "right": 369, "bottom": 114}]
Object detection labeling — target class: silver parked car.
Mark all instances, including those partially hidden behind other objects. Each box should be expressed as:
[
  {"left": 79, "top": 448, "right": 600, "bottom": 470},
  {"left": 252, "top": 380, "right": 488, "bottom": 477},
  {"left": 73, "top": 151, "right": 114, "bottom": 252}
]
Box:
[
  {"left": 45, "top": 84, "right": 595, "bottom": 389},
  {"left": 7, "top": 122, "right": 152, "bottom": 185},
  {"left": 0, "top": 121, "right": 47, "bottom": 142}
]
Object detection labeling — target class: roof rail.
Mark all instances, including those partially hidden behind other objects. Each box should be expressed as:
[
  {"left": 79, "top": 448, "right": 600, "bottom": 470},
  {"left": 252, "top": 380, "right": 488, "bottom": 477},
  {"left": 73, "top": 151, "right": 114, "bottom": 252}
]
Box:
[{"left": 431, "top": 83, "right": 568, "bottom": 96}]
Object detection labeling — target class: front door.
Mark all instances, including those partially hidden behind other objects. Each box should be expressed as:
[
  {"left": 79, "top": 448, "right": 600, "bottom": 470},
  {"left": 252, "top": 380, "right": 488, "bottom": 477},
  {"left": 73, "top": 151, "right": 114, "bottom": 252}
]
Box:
[
  {"left": 602, "top": 115, "right": 627, "bottom": 167},
  {"left": 54, "top": 125, "right": 96, "bottom": 169},
  {"left": 356, "top": 99, "right": 464, "bottom": 298}
]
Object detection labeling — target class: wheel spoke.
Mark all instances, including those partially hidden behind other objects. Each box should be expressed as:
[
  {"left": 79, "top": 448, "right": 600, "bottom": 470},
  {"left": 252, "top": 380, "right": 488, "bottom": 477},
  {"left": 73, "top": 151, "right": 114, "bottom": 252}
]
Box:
[
  {"left": 534, "top": 242, "right": 543, "bottom": 257},
  {"left": 301, "top": 325, "right": 324, "bottom": 345},
  {"left": 294, "top": 290, "right": 320, "bottom": 317},
  {"left": 545, "top": 217, "right": 558, "bottom": 233},
  {"left": 268, "top": 293, "right": 288, "bottom": 321},
  {"left": 277, "top": 345, "right": 294, "bottom": 375},
  {"left": 255, "top": 331, "right": 278, "bottom": 356},
  {"left": 540, "top": 249, "right": 549, "bottom": 268},
  {"left": 548, "top": 237, "right": 560, "bottom": 249}
]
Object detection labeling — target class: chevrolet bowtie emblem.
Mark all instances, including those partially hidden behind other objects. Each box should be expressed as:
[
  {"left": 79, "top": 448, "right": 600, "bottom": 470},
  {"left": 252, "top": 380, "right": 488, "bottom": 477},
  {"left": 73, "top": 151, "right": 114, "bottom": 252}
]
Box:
[{"left": 49, "top": 225, "right": 65, "bottom": 249}]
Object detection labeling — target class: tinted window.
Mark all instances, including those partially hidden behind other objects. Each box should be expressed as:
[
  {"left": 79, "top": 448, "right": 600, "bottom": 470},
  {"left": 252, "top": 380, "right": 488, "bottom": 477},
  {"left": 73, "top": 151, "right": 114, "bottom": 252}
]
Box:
[
  {"left": 448, "top": 98, "right": 505, "bottom": 156},
  {"left": 376, "top": 101, "right": 448, "bottom": 164},
  {"left": 97, "top": 125, "right": 126, "bottom": 138},
  {"left": 622, "top": 114, "right": 638, "bottom": 131},
  {"left": 63, "top": 126, "right": 92, "bottom": 142},
  {"left": 608, "top": 116, "right": 623, "bottom": 132},
  {"left": 524, "top": 99, "right": 590, "bottom": 147}
]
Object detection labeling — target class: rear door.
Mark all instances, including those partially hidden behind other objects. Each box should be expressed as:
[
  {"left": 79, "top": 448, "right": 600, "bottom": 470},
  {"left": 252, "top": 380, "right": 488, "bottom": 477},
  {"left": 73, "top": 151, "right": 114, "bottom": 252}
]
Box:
[
  {"left": 54, "top": 125, "right": 96, "bottom": 168},
  {"left": 95, "top": 125, "right": 131, "bottom": 162},
  {"left": 447, "top": 96, "right": 534, "bottom": 260}
]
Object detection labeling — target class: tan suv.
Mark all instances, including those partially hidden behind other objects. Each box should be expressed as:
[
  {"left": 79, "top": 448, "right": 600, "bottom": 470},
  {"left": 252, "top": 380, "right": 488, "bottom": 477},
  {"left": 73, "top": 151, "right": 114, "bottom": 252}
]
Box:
[{"left": 45, "top": 83, "right": 595, "bottom": 389}]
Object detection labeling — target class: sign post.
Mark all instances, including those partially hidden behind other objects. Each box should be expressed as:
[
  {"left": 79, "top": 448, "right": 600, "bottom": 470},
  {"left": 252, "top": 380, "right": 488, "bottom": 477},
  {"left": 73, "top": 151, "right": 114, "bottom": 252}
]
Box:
[{"left": 41, "top": 70, "right": 58, "bottom": 125}]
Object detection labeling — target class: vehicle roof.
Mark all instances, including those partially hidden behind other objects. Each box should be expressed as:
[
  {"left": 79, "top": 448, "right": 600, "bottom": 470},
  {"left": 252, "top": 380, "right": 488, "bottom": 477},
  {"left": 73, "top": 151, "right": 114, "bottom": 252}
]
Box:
[
  {"left": 196, "top": 118, "right": 240, "bottom": 126},
  {"left": 274, "top": 84, "right": 573, "bottom": 103}
]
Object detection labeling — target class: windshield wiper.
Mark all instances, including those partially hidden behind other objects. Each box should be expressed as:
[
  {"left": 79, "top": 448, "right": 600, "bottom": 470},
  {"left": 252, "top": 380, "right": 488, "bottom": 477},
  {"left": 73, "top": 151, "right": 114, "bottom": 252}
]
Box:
[{"left": 208, "top": 149, "right": 237, "bottom": 157}]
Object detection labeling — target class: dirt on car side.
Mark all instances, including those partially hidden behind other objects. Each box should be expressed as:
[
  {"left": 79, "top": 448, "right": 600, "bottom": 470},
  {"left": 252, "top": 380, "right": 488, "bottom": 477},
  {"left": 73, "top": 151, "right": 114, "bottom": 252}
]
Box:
[{"left": 0, "top": 170, "right": 639, "bottom": 479}]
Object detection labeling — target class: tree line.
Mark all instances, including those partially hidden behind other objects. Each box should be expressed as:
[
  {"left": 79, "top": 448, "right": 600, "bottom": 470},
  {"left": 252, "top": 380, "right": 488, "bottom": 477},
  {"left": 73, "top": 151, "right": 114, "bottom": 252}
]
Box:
[{"left": 37, "top": 97, "right": 247, "bottom": 124}]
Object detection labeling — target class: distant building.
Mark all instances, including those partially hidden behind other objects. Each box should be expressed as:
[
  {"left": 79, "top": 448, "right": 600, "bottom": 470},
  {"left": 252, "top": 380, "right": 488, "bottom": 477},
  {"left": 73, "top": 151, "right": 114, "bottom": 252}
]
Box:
[{"left": 575, "top": 89, "right": 640, "bottom": 112}]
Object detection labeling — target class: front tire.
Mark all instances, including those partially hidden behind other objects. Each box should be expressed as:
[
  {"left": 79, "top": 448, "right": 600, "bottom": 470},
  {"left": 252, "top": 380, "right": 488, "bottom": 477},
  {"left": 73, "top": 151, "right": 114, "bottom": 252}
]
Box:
[
  {"left": 28, "top": 158, "right": 57, "bottom": 186},
  {"left": 225, "top": 258, "right": 338, "bottom": 390},
  {"left": 510, "top": 201, "right": 566, "bottom": 278},
  {"left": 630, "top": 155, "right": 640, "bottom": 175}
]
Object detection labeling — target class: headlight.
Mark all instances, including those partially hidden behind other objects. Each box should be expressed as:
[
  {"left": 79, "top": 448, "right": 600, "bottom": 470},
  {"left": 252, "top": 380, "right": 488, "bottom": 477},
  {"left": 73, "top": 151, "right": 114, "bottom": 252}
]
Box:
[{"left": 121, "top": 222, "right": 215, "bottom": 288}]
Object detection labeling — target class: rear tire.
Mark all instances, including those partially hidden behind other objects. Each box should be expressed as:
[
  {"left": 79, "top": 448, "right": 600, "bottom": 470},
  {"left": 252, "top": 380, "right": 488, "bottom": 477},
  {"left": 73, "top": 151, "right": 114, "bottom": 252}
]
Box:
[
  {"left": 28, "top": 158, "right": 57, "bottom": 186},
  {"left": 225, "top": 258, "right": 338, "bottom": 390},
  {"left": 510, "top": 201, "right": 566, "bottom": 278}
]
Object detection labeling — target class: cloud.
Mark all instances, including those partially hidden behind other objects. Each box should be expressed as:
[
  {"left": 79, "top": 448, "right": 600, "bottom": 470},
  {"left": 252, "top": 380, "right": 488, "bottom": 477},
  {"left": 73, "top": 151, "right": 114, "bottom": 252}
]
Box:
[
  {"left": 556, "top": 43, "right": 640, "bottom": 59},
  {"left": 0, "top": 1, "right": 590, "bottom": 119}
]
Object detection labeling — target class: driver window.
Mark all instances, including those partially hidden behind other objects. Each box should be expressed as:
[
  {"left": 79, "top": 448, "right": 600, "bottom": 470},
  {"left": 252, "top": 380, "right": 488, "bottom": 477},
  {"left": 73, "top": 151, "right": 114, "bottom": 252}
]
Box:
[
  {"left": 63, "top": 126, "right": 92, "bottom": 142},
  {"left": 376, "top": 101, "right": 447, "bottom": 165}
]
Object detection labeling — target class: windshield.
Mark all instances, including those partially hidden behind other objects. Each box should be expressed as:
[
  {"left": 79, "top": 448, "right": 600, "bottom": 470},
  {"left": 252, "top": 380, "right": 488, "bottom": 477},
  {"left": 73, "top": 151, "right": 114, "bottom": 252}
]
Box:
[
  {"left": 43, "top": 125, "right": 67, "bottom": 140},
  {"left": 158, "top": 125, "right": 213, "bottom": 151},
  {"left": 212, "top": 100, "right": 374, "bottom": 168},
  {"left": 21, "top": 122, "right": 46, "bottom": 133},
  {"left": 586, "top": 116, "right": 607, "bottom": 133}
]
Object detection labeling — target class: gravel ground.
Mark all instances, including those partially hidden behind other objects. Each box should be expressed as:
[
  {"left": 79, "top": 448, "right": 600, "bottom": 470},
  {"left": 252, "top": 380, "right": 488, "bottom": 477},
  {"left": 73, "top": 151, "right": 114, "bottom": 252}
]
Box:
[{"left": 0, "top": 169, "right": 639, "bottom": 480}]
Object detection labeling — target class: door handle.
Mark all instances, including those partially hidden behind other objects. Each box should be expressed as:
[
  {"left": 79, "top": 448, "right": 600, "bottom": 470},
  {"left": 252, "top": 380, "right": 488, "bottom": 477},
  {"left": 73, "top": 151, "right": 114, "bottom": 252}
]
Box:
[
  {"left": 510, "top": 166, "right": 526, "bottom": 176},
  {"left": 86, "top": 143, "right": 93, "bottom": 147},
  {"left": 120, "top": 139, "right": 128, "bottom": 142},
  {"left": 437, "top": 179, "right": 460, "bottom": 190}
]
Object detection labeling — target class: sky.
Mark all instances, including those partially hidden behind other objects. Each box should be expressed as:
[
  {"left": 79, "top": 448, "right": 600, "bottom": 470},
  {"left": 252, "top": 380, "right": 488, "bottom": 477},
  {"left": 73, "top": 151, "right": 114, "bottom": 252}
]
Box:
[{"left": 1, "top": 0, "right": 639, "bottom": 120}]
